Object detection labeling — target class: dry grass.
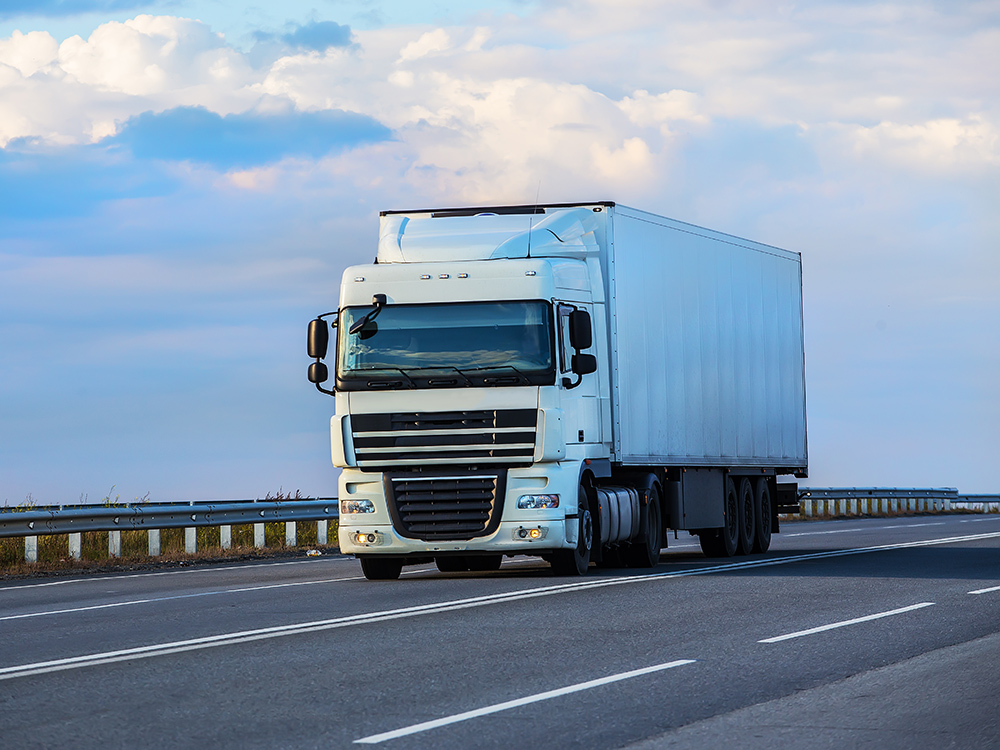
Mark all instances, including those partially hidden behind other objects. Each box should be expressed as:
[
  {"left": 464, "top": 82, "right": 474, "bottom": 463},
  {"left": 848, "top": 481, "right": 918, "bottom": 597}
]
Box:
[
  {"left": 1, "top": 487, "right": 339, "bottom": 578},
  {"left": 0, "top": 521, "right": 340, "bottom": 578}
]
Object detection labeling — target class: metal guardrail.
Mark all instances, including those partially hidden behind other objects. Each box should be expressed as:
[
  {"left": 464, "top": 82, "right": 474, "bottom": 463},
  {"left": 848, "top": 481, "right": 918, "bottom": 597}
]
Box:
[
  {"left": 793, "top": 488, "right": 1000, "bottom": 517},
  {"left": 0, "top": 498, "right": 339, "bottom": 564}
]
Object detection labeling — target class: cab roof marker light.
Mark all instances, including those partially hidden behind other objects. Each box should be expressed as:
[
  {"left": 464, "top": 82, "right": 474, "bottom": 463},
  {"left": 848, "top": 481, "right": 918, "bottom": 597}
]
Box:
[
  {"left": 439, "top": 273, "right": 450, "bottom": 279},
  {"left": 420, "top": 274, "right": 431, "bottom": 280},
  {"left": 354, "top": 276, "right": 365, "bottom": 282},
  {"left": 458, "top": 273, "right": 469, "bottom": 278},
  {"left": 525, "top": 270, "right": 537, "bottom": 276}
]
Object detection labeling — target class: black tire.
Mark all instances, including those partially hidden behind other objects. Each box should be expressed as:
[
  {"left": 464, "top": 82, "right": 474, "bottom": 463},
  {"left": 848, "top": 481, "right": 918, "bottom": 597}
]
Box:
[
  {"left": 701, "top": 477, "right": 740, "bottom": 558},
  {"left": 737, "top": 477, "right": 756, "bottom": 555},
  {"left": 360, "top": 555, "right": 403, "bottom": 580},
  {"left": 551, "top": 486, "right": 593, "bottom": 576},
  {"left": 467, "top": 554, "right": 503, "bottom": 572},
  {"left": 435, "top": 556, "right": 469, "bottom": 573},
  {"left": 626, "top": 485, "right": 662, "bottom": 568},
  {"left": 753, "top": 478, "right": 773, "bottom": 553}
]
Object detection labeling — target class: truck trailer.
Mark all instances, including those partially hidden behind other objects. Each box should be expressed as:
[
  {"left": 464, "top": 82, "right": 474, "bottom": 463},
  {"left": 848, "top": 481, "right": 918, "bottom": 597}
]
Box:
[{"left": 307, "top": 202, "right": 807, "bottom": 580}]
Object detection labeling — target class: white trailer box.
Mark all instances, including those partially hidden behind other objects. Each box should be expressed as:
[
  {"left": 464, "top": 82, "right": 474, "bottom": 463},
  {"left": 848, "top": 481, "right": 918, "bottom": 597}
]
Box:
[{"left": 605, "top": 206, "right": 807, "bottom": 468}]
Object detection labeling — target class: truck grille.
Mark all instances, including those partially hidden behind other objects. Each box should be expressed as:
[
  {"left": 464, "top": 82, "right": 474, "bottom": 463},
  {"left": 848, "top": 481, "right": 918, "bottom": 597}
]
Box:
[
  {"left": 387, "top": 472, "right": 506, "bottom": 541},
  {"left": 351, "top": 409, "right": 537, "bottom": 470}
]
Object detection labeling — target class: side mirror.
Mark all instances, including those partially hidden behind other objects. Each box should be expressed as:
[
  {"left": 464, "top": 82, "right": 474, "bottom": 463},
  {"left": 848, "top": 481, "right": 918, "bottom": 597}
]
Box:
[
  {"left": 571, "top": 353, "right": 597, "bottom": 375},
  {"left": 308, "top": 318, "right": 329, "bottom": 359},
  {"left": 569, "top": 309, "right": 592, "bottom": 350},
  {"left": 308, "top": 361, "right": 329, "bottom": 384}
]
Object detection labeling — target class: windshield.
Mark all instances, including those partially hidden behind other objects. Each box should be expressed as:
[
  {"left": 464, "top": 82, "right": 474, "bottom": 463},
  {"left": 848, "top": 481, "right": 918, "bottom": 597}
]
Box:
[{"left": 337, "top": 300, "right": 554, "bottom": 390}]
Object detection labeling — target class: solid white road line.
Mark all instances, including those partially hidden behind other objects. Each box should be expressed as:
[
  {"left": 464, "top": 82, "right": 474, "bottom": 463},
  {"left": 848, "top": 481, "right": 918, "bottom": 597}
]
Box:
[
  {"left": 353, "top": 659, "right": 696, "bottom": 744},
  {"left": 2, "top": 530, "right": 997, "bottom": 681},
  {"left": 0, "top": 576, "right": 366, "bottom": 622},
  {"left": 0, "top": 556, "right": 344, "bottom": 593},
  {"left": 968, "top": 584, "right": 1000, "bottom": 595},
  {"left": 759, "top": 602, "right": 935, "bottom": 643},
  {"left": 785, "top": 522, "right": 947, "bottom": 537}
]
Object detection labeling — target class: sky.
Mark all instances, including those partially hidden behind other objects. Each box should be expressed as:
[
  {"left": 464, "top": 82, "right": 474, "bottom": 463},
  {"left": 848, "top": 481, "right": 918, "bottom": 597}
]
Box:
[{"left": 1, "top": 0, "right": 997, "bottom": 505}]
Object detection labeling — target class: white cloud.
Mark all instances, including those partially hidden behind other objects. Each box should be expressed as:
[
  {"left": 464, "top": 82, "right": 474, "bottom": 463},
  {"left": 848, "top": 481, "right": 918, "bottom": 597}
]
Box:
[
  {"left": 848, "top": 116, "right": 1000, "bottom": 171},
  {"left": 397, "top": 28, "right": 451, "bottom": 62},
  {"left": 0, "top": 29, "right": 58, "bottom": 77}
]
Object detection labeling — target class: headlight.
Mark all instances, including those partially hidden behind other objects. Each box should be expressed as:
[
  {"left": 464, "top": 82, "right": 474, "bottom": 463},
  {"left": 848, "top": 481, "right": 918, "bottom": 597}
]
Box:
[
  {"left": 340, "top": 499, "right": 376, "bottom": 514},
  {"left": 517, "top": 494, "right": 559, "bottom": 509}
]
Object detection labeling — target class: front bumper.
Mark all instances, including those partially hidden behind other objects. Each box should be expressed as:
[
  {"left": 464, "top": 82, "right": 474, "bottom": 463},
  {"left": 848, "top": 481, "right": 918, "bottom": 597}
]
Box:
[{"left": 338, "top": 463, "right": 582, "bottom": 556}]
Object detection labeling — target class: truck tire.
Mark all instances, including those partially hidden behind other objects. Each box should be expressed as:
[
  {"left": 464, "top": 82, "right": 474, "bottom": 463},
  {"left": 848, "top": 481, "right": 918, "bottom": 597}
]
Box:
[
  {"left": 551, "top": 486, "right": 593, "bottom": 576},
  {"left": 625, "top": 484, "right": 662, "bottom": 568},
  {"left": 737, "top": 477, "right": 756, "bottom": 555},
  {"left": 360, "top": 555, "right": 403, "bottom": 580},
  {"left": 699, "top": 477, "right": 739, "bottom": 558},
  {"left": 753, "top": 478, "right": 772, "bottom": 553},
  {"left": 435, "top": 556, "right": 469, "bottom": 573}
]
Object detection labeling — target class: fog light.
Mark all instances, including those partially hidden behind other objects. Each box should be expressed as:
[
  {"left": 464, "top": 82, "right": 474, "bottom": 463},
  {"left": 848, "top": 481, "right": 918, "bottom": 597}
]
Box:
[
  {"left": 517, "top": 494, "right": 559, "bottom": 509},
  {"left": 341, "top": 499, "right": 375, "bottom": 515},
  {"left": 353, "top": 531, "right": 384, "bottom": 547},
  {"left": 513, "top": 526, "right": 548, "bottom": 541}
]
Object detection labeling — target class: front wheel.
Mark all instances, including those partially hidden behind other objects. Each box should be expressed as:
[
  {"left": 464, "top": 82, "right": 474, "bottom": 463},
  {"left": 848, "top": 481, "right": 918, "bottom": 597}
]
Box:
[
  {"left": 360, "top": 555, "right": 403, "bottom": 580},
  {"left": 551, "top": 486, "right": 593, "bottom": 576}
]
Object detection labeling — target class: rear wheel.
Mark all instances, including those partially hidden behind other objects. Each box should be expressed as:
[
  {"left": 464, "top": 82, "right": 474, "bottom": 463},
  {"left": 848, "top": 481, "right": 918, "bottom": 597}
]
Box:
[
  {"left": 626, "top": 485, "right": 662, "bottom": 568},
  {"left": 551, "top": 486, "right": 593, "bottom": 576},
  {"left": 737, "top": 477, "right": 756, "bottom": 555},
  {"left": 700, "top": 477, "right": 739, "bottom": 558},
  {"left": 753, "top": 478, "right": 773, "bottom": 553},
  {"left": 360, "top": 555, "right": 403, "bottom": 580}
]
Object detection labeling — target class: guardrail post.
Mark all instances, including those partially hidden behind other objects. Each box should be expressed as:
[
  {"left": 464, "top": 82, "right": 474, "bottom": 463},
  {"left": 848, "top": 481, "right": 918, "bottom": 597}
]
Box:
[
  {"left": 944, "top": 497, "right": 951, "bottom": 511},
  {"left": 185, "top": 527, "right": 197, "bottom": 554},
  {"left": 849, "top": 499, "right": 857, "bottom": 515},
  {"left": 220, "top": 525, "right": 232, "bottom": 550},
  {"left": 285, "top": 521, "right": 296, "bottom": 547},
  {"left": 25, "top": 535, "right": 38, "bottom": 563},
  {"left": 254, "top": 522, "right": 265, "bottom": 548},
  {"left": 803, "top": 499, "right": 812, "bottom": 517},
  {"left": 148, "top": 529, "right": 160, "bottom": 556},
  {"left": 109, "top": 530, "right": 121, "bottom": 557},
  {"left": 68, "top": 533, "right": 82, "bottom": 560},
  {"left": 318, "top": 520, "right": 328, "bottom": 545}
]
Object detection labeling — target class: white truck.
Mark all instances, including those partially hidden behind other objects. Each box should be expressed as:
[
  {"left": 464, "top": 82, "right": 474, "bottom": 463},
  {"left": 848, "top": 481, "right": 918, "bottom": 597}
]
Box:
[{"left": 307, "top": 202, "right": 807, "bottom": 580}]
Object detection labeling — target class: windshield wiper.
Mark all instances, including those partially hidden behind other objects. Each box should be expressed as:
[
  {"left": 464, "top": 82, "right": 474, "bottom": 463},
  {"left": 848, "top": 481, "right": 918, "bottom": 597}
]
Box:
[
  {"left": 459, "top": 364, "right": 532, "bottom": 384},
  {"left": 397, "top": 366, "right": 474, "bottom": 387},
  {"left": 360, "top": 367, "right": 416, "bottom": 389}
]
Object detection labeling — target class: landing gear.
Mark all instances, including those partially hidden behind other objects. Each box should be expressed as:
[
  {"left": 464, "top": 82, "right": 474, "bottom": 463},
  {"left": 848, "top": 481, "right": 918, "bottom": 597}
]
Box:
[
  {"left": 359, "top": 555, "right": 403, "bottom": 580},
  {"left": 551, "top": 486, "right": 593, "bottom": 576}
]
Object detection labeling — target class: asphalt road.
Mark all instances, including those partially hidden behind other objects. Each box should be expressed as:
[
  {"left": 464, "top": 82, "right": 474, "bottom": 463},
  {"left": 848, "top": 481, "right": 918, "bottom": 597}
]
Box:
[{"left": 2, "top": 513, "right": 999, "bottom": 749}]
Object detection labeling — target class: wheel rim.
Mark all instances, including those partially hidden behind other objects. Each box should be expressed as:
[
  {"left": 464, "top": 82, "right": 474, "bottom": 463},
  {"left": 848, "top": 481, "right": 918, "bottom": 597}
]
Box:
[
  {"left": 581, "top": 509, "right": 593, "bottom": 552},
  {"left": 727, "top": 490, "right": 738, "bottom": 540}
]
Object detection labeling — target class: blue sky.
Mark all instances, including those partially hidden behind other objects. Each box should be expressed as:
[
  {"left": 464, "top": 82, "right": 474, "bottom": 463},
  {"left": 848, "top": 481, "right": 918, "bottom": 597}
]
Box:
[{"left": 1, "top": 0, "right": 998, "bottom": 504}]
